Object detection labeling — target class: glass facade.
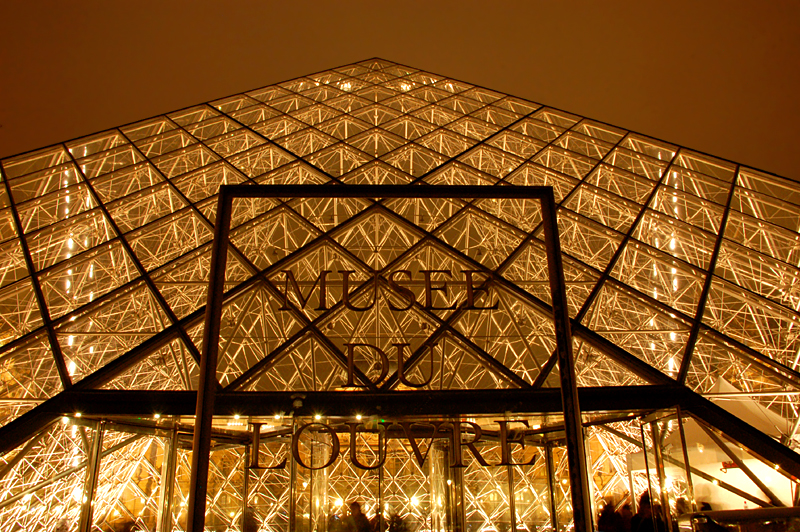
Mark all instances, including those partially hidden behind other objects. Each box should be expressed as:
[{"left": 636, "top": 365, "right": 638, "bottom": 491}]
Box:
[{"left": 0, "top": 58, "right": 799, "bottom": 532}]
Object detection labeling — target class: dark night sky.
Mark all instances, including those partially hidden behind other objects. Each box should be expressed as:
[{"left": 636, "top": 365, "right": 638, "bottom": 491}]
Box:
[{"left": 2, "top": 1, "right": 798, "bottom": 180}]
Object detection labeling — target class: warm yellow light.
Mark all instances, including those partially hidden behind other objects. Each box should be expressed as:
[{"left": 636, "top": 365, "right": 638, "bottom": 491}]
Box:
[
  {"left": 356, "top": 414, "right": 363, "bottom": 421},
  {"left": 315, "top": 414, "right": 322, "bottom": 420}
]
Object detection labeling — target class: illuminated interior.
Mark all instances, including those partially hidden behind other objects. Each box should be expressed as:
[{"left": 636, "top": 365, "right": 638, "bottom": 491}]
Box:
[{"left": 0, "top": 58, "right": 799, "bottom": 532}]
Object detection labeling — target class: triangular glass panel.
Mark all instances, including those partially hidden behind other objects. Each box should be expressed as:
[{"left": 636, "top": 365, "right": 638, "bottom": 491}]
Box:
[
  {"left": 340, "top": 160, "right": 411, "bottom": 185},
  {"left": 332, "top": 207, "right": 423, "bottom": 269},
  {"left": 383, "top": 195, "right": 465, "bottom": 232},
  {"left": 55, "top": 280, "right": 169, "bottom": 383},
  {"left": 231, "top": 205, "right": 320, "bottom": 271},
  {"left": 582, "top": 283, "right": 691, "bottom": 377},
  {"left": 242, "top": 333, "right": 348, "bottom": 392},
  {"left": 435, "top": 207, "right": 526, "bottom": 269},
  {"left": 0, "top": 331, "right": 62, "bottom": 428},
  {"left": 151, "top": 242, "right": 251, "bottom": 319},
  {"left": 215, "top": 282, "right": 306, "bottom": 387},
  {"left": 102, "top": 337, "right": 198, "bottom": 391},
  {"left": 452, "top": 284, "right": 556, "bottom": 385},
  {"left": 502, "top": 237, "right": 600, "bottom": 318},
  {"left": 574, "top": 337, "right": 649, "bottom": 387}
]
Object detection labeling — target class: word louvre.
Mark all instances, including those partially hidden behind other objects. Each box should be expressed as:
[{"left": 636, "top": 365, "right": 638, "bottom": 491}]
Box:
[{"left": 251, "top": 418, "right": 538, "bottom": 470}]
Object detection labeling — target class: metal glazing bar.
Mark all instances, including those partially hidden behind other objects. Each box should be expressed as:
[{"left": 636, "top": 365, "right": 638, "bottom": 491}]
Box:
[
  {"left": 158, "top": 424, "right": 180, "bottom": 532},
  {"left": 639, "top": 422, "right": 655, "bottom": 525},
  {"left": 221, "top": 184, "right": 554, "bottom": 200},
  {"left": 541, "top": 190, "right": 591, "bottom": 532},
  {"left": 78, "top": 421, "right": 104, "bottom": 532},
  {"left": 573, "top": 149, "right": 680, "bottom": 324},
  {"left": 675, "top": 406, "right": 697, "bottom": 513},
  {"left": 677, "top": 165, "right": 740, "bottom": 383},
  {"left": 242, "top": 443, "right": 251, "bottom": 531},
  {"left": 72, "top": 136, "right": 206, "bottom": 368},
  {"left": 544, "top": 442, "right": 559, "bottom": 532},
  {"left": 0, "top": 164, "right": 73, "bottom": 389},
  {"left": 697, "top": 421, "right": 784, "bottom": 506},
  {"left": 648, "top": 419, "right": 673, "bottom": 530},
  {"left": 187, "top": 191, "right": 232, "bottom": 531},
  {"left": 507, "top": 460, "right": 517, "bottom": 532}
]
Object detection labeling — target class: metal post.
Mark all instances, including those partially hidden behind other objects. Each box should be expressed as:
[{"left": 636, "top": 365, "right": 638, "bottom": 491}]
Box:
[
  {"left": 628, "top": 467, "right": 636, "bottom": 513},
  {"left": 454, "top": 454, "right": 465, "bottom": 532},
  {"left": 78, "top": 421, "right": 105, "bottom": 532},
  {"left": 649, "top": 419, "right": 671, "bottom": 530},
  {"left": 639, "top": 423, "right": 655, "bottom": 528},
  {"left": 158, "top": 425, "right": 180, "bottom": 532},
  {"left": 544, "top": 442, "right": 559, "bottom": 532},
  {"left": 541, "top": 195, "right": 592, "bottom": 532},
  {"left": 508, "top": 462, "right": 517, "bottom": 532},
  {"left": 243, "top": 443, "right": 251, "bottom": 531},
  {"left": 289, "top": 432, "right": 298, "bottom": 532},
  {"left": 187, "top": 192, "right": 233, "bottom": 531},
  {"left": 378, "top": 431, "right": 385, "bottom": 532},
  {"left": 676, "top": 407, "right": 697, "bottom": 513}
]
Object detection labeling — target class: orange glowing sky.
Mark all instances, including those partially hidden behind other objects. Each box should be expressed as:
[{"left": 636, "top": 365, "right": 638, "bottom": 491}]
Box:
[{"left": 1, "top": 1, "right": 798, "bottom": 180}]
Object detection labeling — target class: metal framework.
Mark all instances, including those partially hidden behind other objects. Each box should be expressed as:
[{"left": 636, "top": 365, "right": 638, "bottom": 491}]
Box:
[
  {"left": 0, "top": 58, "right": 799, "bottom": 532},
  {"left": 188, "top": 184, "right": 587, "bottom": 531}
]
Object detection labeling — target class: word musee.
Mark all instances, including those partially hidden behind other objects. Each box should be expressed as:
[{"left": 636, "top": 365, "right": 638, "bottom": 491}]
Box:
[{"left": 278, "top": 269, "right": 500, "bottom": 387}]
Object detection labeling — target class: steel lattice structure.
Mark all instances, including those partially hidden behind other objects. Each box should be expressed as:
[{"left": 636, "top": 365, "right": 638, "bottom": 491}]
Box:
[{"left": 1, "top": 58, "right": 800, "bottom": 532}]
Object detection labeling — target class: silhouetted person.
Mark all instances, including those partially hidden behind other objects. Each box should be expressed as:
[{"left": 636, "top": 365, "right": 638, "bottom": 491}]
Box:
[
  {"left": 597, "top": 500, "right": 622, "bottom": 531},
  {"left": 348, "top": 502, "right": 372, "bottom": 532},
  {"left": 619, "top": 503, "right": 633, "bottom": 532},
  {"left": 675, "top": 497, "right": 690, "bottom": 516},
  {"left": 631, "top": 493, "right": 665, "bottom": 532}
]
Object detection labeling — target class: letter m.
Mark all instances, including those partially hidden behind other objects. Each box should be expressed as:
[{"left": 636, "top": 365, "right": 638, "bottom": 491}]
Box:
[{"left": 280, "top": 270, "right": 331, "bottom": 310}]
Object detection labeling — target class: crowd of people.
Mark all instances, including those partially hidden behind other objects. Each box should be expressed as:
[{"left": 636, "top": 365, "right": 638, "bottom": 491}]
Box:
[
  {"left": 327, "top": 501, "right": 408, "bottom": 532},
  {"left": 597, "top": 492, "right": 712, "bottom": 532},
  {"left": 597, "top": 493, "right": 674, "bottom": 532}
]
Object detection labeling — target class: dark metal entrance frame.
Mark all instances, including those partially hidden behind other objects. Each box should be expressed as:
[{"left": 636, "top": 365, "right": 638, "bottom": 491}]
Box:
[{"left": 187, "top": 184, "right": 592, "bottom": 532}]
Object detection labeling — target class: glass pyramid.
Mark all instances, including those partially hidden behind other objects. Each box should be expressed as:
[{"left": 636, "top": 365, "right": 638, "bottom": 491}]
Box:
[{"left": 1, "top": 58, "right": 799, "bottom": 532}]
